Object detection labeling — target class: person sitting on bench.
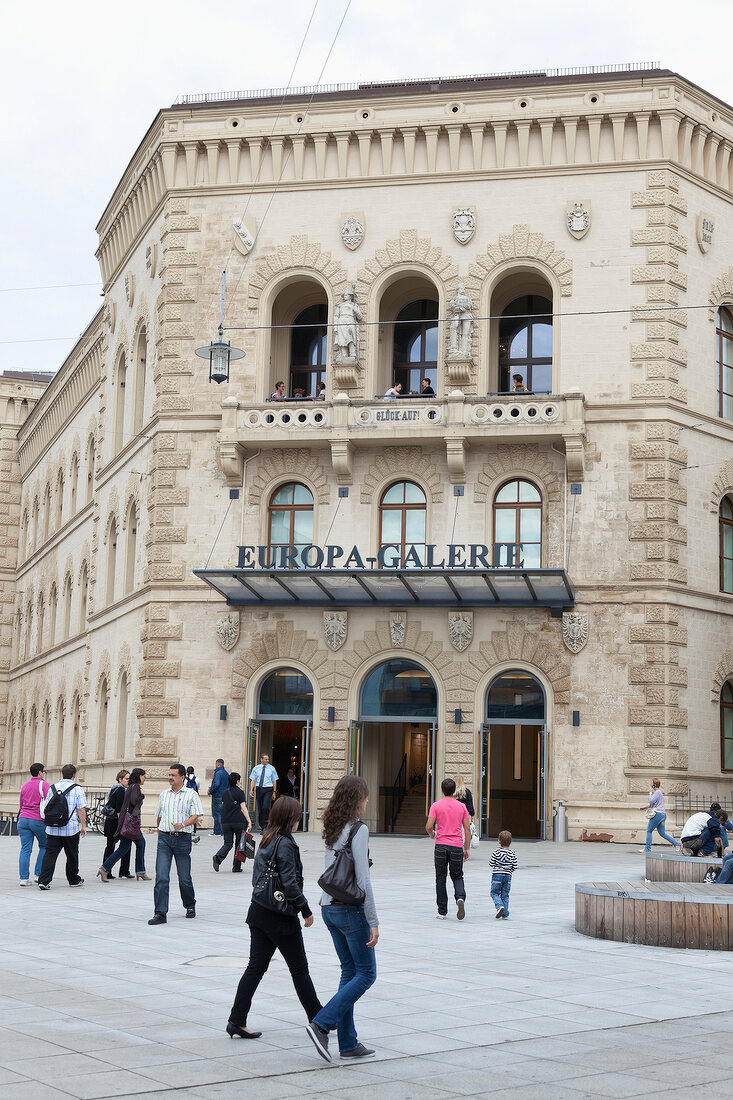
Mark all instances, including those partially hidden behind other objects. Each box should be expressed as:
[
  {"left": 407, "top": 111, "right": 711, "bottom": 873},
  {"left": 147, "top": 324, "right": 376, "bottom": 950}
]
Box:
[{"left": 681, "top": 809, "right": 728, "bottom": 856}]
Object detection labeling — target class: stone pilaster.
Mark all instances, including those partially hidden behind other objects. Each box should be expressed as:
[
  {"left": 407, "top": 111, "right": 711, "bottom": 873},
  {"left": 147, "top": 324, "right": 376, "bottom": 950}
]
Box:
[{"left": 0, "top": 425, "right": 21, "bottom": 776}]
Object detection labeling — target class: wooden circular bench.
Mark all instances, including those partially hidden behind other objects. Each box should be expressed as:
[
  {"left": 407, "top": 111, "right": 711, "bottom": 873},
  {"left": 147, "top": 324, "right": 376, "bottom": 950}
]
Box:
[
  {"left": 645, "top": 851, "right": 722, "bottom": 882},
  {"left": 575, "top": 881, "right": 733, "bottom": 949}
]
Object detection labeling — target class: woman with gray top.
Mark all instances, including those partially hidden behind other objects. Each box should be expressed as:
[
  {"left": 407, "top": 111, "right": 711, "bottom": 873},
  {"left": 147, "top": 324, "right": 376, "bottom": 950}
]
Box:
[{"left": 306, "top": 776, "right": 378, "bottom": 1064}]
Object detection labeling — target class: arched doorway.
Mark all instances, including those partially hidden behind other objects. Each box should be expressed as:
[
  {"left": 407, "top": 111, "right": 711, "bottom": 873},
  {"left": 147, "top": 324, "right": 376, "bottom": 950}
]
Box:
[
  {"left": 480, "top": 670, "right": 547, "bottom": 839},
  {"left": 350, "top": 658, "right": 438, "bottom": 834},
  {"left": 247, "top": 668, "right": 314, "bottom": 828}
]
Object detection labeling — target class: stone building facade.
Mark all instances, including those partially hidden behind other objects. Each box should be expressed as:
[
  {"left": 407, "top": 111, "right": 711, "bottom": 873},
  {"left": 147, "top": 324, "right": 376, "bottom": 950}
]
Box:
[{"left": 2, "top": 65, "right": 733, "bottom": 841}]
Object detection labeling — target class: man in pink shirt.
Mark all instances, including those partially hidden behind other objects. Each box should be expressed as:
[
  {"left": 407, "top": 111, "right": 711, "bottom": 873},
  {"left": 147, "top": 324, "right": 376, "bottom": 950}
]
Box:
[
  {"left": 18, "top": 762, "right": 50, "bottom": 886},
  {"left": 426, "top": 777, "right": 471, "bottom": 920}
]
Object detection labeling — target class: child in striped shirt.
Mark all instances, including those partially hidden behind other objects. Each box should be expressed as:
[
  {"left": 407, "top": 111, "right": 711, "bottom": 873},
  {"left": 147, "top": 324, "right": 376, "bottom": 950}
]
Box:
[{"left": 489, "top": 830, "right": 518, "bottom": 919}]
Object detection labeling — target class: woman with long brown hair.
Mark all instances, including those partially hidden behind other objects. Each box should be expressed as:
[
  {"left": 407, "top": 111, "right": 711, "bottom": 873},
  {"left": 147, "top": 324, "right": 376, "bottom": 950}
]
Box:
[
  {"left": 226, "top": 794, "right": 321, "bottom": 1039},
  {"left": 306, "top": 776, "right": 378, "bottom": 1064}
]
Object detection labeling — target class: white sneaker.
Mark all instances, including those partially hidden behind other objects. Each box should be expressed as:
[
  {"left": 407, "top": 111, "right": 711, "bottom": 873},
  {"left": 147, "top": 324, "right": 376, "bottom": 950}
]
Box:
[
  {"left": 19, "top": 879, "right": 31, "bottom": 887},
  {"left": 436, "top": 913, "right": 447, "bottom": 920}
]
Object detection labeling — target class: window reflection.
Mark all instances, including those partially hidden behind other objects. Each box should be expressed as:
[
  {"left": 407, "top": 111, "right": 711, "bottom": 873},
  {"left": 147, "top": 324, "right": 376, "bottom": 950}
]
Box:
[
  {"left": 268, "top": 483, "right": 314, "bottom": 565},
  {"left": 290, "top": 305, "right": 327, "bottom": 397},
  {"left": 360, "top": 659, "right": 437, "bottom": 718},
  {"left": 499, "top": 295, "right": 552, "bottom": 394},
  {"left": 493, "top": 480, "right": 542, "bottom": 567},
  {"left": 721, "top": 496, "right": 733, "bottom": 593},
  {"left": 717, "top": 307, "right": 733, "bottom": 421},
  {"left": 379, "top": 481, "right": 427, "bottom": 567},
  {"left": 393, "top": 300, "right": 438, "bottom": 394}
]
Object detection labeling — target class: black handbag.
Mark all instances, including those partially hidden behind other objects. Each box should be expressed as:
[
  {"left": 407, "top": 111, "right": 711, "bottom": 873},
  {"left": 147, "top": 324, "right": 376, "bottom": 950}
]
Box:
[
  {"left": 251, "top": 836, "right": 297, "bottom": 915},
  {"left": 318, "top": 821, "right": 366, "bottom": 906},
  {"left": 235, "top": 830, "right": 256, "bottom": 862}
]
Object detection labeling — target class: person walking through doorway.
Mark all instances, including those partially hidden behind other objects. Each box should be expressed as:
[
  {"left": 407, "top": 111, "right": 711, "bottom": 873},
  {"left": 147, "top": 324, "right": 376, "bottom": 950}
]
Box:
[
  {"left": 306, "top": 776, "right": 378, "bottom": 1064},
  {"left": 38, "top": 764, "right": 87, "bottom": 889},
  {"left": 208, "top": 759, "right": 229, "bottom": 836},
  {"left": 214, "top": 773, "right": 252, "bottom": 873},
  {"left": 226, "top": 796, "right": 321, "bottom": 1040},
  {"left": 249, "top": 753, "right": 278, "bottom": 833},
  {"left": 426, "top": 777, "right": 471, "bottom": 920},
  {"left": 148, "top": 764, "right": 204, "bottom": 925},
  {"left": 18, "top": 762, "right": 49, "bottom": 886}
]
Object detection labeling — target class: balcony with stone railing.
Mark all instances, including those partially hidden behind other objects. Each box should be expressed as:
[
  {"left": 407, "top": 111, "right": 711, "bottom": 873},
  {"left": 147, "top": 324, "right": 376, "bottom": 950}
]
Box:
[{"left": 218, "top": 390, "right": 585, "bottom": 485}]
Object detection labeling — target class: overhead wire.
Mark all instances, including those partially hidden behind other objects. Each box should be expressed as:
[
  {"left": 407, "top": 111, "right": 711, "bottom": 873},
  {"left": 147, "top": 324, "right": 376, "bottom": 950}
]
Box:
[{"left": 224, "top": 0, "right": 354, "bottom": 314}]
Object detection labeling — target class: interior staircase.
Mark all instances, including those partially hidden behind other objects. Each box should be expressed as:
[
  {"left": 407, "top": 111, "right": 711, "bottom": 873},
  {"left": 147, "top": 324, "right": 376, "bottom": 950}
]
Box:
[{"left": 391, "top": 786, "right": 428, "bottom": 834}]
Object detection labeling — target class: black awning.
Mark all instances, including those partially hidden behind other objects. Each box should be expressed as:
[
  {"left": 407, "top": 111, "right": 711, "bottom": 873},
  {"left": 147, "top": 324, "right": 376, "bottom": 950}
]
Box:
[{"left": 193, "top": 567, "right": 575, "bottom": 609}]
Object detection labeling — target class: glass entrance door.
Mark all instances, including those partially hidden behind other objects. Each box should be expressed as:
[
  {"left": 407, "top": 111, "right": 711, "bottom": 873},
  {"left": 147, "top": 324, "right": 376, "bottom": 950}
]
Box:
[
  {"left": 426, "top": 720, "right": 438, "bottom": 813},
  {"left": 479, "top": 721, "right": 547, "bottom": 839},
  {"left": 246, "top": 718, "right": 261, "bottom": 819},
  {"left": 300, "top": 719, "right": 312, "bottom": 829},
  {"left": 347, "top": 720, "right": 362, "bottom": 775}
]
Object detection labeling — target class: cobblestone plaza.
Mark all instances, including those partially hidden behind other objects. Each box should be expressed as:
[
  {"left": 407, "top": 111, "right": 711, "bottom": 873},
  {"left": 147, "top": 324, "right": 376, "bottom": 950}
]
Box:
[{"left": 3, "top": 832, "right": 733, "bottom": 1099}]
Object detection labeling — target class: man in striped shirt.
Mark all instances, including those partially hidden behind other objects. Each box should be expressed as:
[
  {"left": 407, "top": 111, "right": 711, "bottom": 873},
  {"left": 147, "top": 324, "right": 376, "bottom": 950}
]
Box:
[
  {"left": 489, "top": 830, "right": 518, "bottom": 919},
  {"left": 148, "top": 764, "right": 204, "bottom": 926}
]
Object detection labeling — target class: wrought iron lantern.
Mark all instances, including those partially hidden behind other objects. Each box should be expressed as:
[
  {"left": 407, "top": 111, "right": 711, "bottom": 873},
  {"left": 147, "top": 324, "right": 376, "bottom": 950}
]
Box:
[{"left": 195, "top": 272, "right": 244, "bottom": 384}]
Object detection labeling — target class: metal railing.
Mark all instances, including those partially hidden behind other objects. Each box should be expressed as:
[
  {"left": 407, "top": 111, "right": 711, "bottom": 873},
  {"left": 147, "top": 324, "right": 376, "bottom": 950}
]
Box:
[
  {"left": 671, "top": 793, "right": 733, "bottom": 829},
  {"left": 390, "top": 754, "right": 408, "bottom": 833},
  {"left": 175, "top": 64, "right": 661, "bottom": 106}
]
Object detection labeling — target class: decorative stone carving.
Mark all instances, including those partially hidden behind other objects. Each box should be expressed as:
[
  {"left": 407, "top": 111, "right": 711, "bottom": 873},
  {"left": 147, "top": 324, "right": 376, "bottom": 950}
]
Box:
[
  {"left": 216, "top": 612, "right": 240, "bottom": 652},
  {"left": 447, "top": 282, "right": 473, "bottom": 360},
  {"left": 340, "top": 216, "right": 364, "bottom": 250},
  {"left": 333, "top": 289, "right": 363, "bottom": 365},
  {"left": 562, "top": 611, "right": 589, "bottom": 654},
  {"left": 390, "top": 612, "right": 406, "bottom": 647},
  {"left": 452, "top": 208, "right": 476, "bottom": 244},
  {"left": 448, "top": 610, "right": 473, "bottom": 652},
  {"left": 103, "top": 300, "right": 116, "bottom": 334},
  {"left": 233, "top": 217, "right": 255, "bottom": 255},
  {"left": 124, "top": 272, "right": 135, "bottom": 307},
  {"left": 323, "top": 611, "right": 348, "bottom": 651},
  {"left": 145, "top": 242, "right": 157, "bottom": 277},
  {"left": 697, "top": 213, "right": 714, "bottom": 253},
  {"left": 566, "top": 201, "right": 591, "bottom": 239}
]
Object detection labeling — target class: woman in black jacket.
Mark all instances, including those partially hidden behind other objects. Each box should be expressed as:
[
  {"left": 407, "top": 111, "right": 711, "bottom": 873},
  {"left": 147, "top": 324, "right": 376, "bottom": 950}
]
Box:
[
  {"left": 213, "top": 773, "right": 251, "bottom": 873},
  {"left": 97, "top": 768, "right": 149, "bottom": 882},
  {"left": 226, "top": 795, "right": 321, "bottom": 1039},
  {"left": 102, "top": 770, "right": 132, "bottom": 879}
]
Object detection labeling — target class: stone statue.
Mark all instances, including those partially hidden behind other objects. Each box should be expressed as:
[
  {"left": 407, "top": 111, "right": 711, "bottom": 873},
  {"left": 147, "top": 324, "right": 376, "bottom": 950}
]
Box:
[
  {"left": 333, "top": 289, "right": 363, "bottom": 364},
  {"left": 447, "top": 282, "right": 473, "bottom": 359}
]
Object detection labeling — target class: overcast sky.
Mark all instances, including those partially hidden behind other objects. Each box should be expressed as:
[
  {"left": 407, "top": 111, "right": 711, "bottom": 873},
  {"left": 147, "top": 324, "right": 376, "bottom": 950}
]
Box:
[{"left": 1, "top": 0, "right": 731, "bottom": 375}]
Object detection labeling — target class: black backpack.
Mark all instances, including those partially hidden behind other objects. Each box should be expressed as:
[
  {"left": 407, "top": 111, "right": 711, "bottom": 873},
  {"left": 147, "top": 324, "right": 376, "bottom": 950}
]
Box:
[{"left": 43, "top": 783, "right": 79, "bottom": 828}]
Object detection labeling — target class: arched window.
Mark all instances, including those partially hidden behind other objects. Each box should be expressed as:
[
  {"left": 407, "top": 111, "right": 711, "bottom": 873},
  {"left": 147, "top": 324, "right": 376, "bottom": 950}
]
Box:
[
  {"left": 493, "top": 479, "right": 542, "bottom": 568},
  {"left": 717, "top": 307, "right": 733, "bottom": 421},
  {"left": 55, "top": 701, "right": 65, "bottom": 765},
  {"left": 721, "top": 497, "right": 733, "bottom": 593},
  {"left": 106, "top": 519, "right": 118, "bottom": 605},
  {"left": 48, "top": 583, "right": 57, "bottom": 647},
  {"left": 258, "top": 668, "right": 314, "bottom": 716},
  {"left": 268, "top": 484, "right": 314, "bottom": 562},
  {"left": 379, "top": 481, "right": 427, "bottom": 567},
  {"left": 55, "top": 470, "right": 64, "bottom": 530},
  {"left": 360, "top": 659, "right": 437, "bottom": 719},
  {"left": 7, "top": 716, "right": 16, "bottom": 774},
  {"left": 722, "top": 682, "right": 733, "bottom": 772},
  {"left": 42, "top": 484, "right": 51, "bottom": 541},
  {"left": 117, "top": 671, "right": 129, "bottom": 757},
  {"left": 86, "top": 438, "right": 96, "bottom": 504},
  {"left": 97, "top": 679, "right": 109, "bottom": 758},
  {"left": 29, "top": 707, "right": 38, "bottom": 766},
  {"left": 31, "top": 498, "right": 39, "bottom": 552},
  {"left": 133, "top": 328, "right": 146, "bottom": 433},
  {"left": 24, "top": 601, "right": 33, "bottom": 660},
  {"left": 37, "top": 596, "right": 45, "bottom": 654},
  {"left": 40, "top": 702, "right": 50, "bottom": 765},
  {"left": 79, "top": 563, "right": 89, "bottom": 629},
  {"left": 499, "top": 295, "right": 552, "bottom": 394},
  {"left": 290, "top": 305, "right": 327, "bottom": 397},
  {"left": 16, "top": 712, "right": 25, "bottom": 771},
  {"left": 124, "top": 502, "right": 137, "bottom": 595},
  {"left": 62, "top": 576, "right": 72, "bottom": 639},
  {"left": 69, "top": 454, "right": 79, "bottom": 515},
  {"left": 392, "top": 300, "right": 438, "bottom": 395},
  {"left": 114, "top": 352, "right": 127, "bottom": 451},
  {"left": 21, "top": 509, "right": 29, "bottom": 561},
  {"left": 70, "top": 695, "right": 80, "bottom": 761}
]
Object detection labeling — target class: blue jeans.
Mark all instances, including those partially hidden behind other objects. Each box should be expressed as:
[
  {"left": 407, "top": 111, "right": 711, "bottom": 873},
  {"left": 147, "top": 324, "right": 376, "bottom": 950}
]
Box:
[
  {"left": 313, "top": 904, "right": 377, "bottom": 1053},
  {"left": 644, "top": 812, "right": 677, "bottom": 851},
  {"left": 102, "top": 834, "right": 146, "bottom": 874},
  {"left": 153, "top": 832, "right": 195, "bottom": 915},
  {"left": 698, "top": 827, "right": 720, "bottom": 856},
  {"left": 717, "top": 853, "right": 733, "bottom": 884},
  {"left": 211, "top": 796, "right": 223, "bottom": 835},
  {"left": 18, "top": 818, "right": 46, "bottom": 879},
  {"left": 491, "top": 873, "right": 512, "bottom": 917}
]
